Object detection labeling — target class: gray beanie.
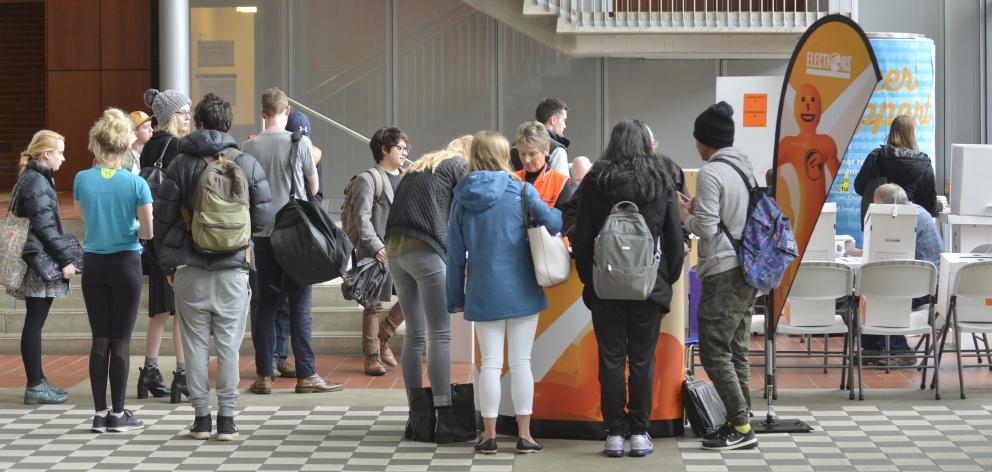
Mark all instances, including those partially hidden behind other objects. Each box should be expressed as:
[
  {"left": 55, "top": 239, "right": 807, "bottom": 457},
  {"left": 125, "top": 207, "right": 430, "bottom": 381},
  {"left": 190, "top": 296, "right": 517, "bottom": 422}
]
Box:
[{"left": 143, "top": 88, "right": 191, "bottom": 127}]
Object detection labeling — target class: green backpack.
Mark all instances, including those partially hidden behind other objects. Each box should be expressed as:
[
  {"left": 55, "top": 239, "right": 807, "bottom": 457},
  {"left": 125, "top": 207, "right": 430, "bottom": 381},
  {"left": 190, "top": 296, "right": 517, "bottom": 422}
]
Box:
[
  {"left": 592, "top": 201, "right": 660, "bottom": 300},
  {"left": 187, "top": 149, "right": 251, "bottom": 254}
]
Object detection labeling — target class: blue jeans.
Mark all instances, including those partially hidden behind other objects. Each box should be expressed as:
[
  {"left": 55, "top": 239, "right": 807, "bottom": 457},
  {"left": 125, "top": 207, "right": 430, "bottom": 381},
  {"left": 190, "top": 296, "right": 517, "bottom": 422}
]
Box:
[
  {"left": 251, "top": 237, "right": 315, "bottom": 378},
  {"left": 250, "top": 269, "right": 291, "bottom": 364}
]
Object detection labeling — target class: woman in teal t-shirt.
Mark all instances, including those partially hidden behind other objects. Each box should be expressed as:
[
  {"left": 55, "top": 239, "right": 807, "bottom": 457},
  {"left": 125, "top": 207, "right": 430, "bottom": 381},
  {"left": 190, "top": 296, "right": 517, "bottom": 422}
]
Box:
[{"left": 73, "top": 108, "right": 153, "bottom": 434}]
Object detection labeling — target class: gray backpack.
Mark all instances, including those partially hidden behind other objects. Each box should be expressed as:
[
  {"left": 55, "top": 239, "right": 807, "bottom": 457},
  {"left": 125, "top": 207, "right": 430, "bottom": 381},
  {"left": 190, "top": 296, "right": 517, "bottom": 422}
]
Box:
[{"left": 592, "top": 201, "right": 660, "bottom": 300}]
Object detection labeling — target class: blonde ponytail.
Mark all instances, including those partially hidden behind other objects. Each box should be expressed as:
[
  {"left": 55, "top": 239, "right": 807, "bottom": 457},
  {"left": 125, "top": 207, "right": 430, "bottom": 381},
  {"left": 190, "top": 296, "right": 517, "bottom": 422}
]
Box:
[{"left": 19, "top": 130, "right": 65, "bottom": 174}]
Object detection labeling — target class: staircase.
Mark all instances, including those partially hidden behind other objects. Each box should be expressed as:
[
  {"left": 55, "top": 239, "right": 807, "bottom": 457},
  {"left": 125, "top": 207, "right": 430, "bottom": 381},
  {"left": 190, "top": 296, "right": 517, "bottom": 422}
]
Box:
[{"left": 462, "top": 0, "right": 857, "bottom": 58}]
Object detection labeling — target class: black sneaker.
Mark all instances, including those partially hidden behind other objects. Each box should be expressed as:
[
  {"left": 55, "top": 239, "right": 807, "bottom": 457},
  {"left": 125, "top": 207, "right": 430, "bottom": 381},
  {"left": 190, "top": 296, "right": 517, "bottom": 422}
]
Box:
[
  {"left": 516, "top": 437, "right": 543, "bottom": 454},
  {"left": 701, "top": 426, "right": 758, "bottom": 451},
  {"left": 216, "top": 415, "right": 239, "bottom": 441},
  {"left": 474, "top": 437, "right": 498, "bottom": 454},
  {"left": 91, "top": 414, "right": 108, "bottom": 433},
  {"left": 188, "top": 415, "right": 211, "bottom": 440},
  {"left": 107, "top": 410, "right": 145, "bottom": 432}
]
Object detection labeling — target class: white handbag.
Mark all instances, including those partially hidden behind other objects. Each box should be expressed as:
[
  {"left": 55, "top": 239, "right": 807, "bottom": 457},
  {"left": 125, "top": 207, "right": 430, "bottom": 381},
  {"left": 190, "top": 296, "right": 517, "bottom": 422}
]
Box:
[{"left": 521, "top": 186, "right": 571, "bottom": 287}]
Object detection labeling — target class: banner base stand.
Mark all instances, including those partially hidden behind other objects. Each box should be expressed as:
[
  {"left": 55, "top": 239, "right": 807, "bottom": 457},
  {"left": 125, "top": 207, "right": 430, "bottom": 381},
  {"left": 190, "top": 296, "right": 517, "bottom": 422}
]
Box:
[{"left": 750, "top": 416, "right": 813, "bottom": 434}]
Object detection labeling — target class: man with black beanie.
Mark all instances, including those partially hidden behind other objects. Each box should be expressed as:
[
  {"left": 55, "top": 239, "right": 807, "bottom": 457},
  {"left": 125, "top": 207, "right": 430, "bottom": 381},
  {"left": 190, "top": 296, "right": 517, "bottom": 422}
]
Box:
[{"left": 677, "top": 101, "right": 760, "bottom": 451}]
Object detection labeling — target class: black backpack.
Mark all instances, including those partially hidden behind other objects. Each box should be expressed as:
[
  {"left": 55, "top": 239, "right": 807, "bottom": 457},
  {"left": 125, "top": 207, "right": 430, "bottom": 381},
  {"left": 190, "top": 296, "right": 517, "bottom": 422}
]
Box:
[{"left": 270, "top": 131, "right": 353, "bottom": 286}]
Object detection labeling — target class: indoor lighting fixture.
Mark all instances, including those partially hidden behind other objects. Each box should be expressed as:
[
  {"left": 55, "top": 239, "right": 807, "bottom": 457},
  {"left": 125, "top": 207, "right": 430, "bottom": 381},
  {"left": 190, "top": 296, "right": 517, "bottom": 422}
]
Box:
[{"left": 236, "top": 6, "right": 257, "bottom": 13}]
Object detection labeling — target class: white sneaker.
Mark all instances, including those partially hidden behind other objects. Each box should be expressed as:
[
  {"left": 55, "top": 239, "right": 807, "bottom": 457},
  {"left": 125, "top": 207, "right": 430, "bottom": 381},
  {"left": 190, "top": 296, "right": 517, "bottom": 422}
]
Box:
[
  {"left": 604, "top": 435, "right": 624, "bottom": 458},
  {"left": 629, "top": 433, "right": 654, "bottom": 457}
]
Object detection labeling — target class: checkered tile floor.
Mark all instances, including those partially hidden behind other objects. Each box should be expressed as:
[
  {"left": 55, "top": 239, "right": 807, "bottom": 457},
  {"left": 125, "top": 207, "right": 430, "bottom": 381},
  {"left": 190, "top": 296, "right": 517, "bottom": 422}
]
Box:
[
  {"left": 0, "top": 405, "right": 515, "bottom": 472},
  {"left": 678, "top": 405, "right": 992, "bottom": 472}
]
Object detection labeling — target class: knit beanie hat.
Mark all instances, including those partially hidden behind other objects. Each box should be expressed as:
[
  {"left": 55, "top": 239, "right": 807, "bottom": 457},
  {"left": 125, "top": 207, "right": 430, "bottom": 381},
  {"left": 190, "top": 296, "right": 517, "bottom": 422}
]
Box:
[
  {"left": 286, "top": 111, "right": 311, "bottom": 137},
  {"left": 693, "top": 101, "right": 735, "bottom": 150},
  {"left": 143, "top": 88, "right": 191, "bottom": 127}
]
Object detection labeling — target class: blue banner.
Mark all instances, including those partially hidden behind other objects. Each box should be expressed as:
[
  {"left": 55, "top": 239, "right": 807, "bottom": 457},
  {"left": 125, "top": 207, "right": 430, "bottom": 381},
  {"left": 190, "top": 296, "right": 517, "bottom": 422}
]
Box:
[{"left": 827, "top": 37, "right": 935, "bottom": 247}]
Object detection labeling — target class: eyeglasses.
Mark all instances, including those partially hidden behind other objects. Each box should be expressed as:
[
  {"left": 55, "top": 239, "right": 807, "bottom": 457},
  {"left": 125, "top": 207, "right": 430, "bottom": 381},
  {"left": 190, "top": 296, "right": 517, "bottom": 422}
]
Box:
[
  {"left": 393, "top": 145, "right": 411, "bottom": 153},
  {"left": 176, "top": 110, "right": 192, "bottom": 118}
]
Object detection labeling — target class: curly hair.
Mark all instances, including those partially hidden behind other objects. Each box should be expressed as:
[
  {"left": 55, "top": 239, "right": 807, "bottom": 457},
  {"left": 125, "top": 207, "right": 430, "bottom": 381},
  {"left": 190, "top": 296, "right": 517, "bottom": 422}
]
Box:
[
  {"left": 369, "top": 127, "right": 409, "bottom": 163},
  {"left": 194, "top": 93, "right": 233, "bottom": 132}
]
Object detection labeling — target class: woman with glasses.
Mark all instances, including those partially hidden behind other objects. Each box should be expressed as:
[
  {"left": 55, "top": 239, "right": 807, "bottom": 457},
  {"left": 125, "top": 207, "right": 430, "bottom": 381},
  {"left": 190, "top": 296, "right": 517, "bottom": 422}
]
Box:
[{"left": 136, "top": 88, "right": 191, "bottom": 403}]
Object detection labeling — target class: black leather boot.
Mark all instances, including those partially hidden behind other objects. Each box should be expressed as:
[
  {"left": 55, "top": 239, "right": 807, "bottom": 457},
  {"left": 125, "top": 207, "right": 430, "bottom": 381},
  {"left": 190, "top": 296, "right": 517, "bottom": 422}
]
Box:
[
  {"left": 404, "top": 388, "right": 435, "bottom": 442},
  {"left": 434, "top": 406, "right": 475, "bottom": 444},
  {"left": 170, "top": 371, "right": 189, "bottom": 404},
  {"left": 137, "top": 367, "right": 170, "bottom": 399}
]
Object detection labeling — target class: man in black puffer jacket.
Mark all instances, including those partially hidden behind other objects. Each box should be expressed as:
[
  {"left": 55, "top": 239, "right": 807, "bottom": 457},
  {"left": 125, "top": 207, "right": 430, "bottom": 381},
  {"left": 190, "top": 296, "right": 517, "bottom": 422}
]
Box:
[{"left": 154, "top": 93, "right": 272, "bottom": 441}]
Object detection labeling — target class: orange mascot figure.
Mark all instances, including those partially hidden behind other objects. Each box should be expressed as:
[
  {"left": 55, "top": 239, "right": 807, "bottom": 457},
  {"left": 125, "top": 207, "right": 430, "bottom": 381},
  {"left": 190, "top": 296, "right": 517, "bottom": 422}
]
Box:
[{"left": 776, "top": 83, "right": 839, "bottom": 240}]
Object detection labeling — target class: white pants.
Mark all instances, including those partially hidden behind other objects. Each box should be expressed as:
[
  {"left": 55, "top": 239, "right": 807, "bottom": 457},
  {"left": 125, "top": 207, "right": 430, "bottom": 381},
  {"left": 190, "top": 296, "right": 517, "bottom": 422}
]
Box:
[{"left": 476, "top": 314, "right": 539, "bottom": 419}]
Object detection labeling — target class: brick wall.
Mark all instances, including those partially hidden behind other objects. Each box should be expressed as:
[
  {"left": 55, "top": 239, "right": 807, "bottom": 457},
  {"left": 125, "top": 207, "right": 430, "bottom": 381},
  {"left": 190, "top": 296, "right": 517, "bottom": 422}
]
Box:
[{"left": 0, "top": 2, "right": 45, "bottom": 192}]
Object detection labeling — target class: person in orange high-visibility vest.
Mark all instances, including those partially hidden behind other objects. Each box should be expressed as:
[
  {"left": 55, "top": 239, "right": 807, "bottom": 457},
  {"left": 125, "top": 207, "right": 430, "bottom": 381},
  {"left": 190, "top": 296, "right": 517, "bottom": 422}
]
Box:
[{"left": 513, "top": 121, "right": 576, "bottom": 212}]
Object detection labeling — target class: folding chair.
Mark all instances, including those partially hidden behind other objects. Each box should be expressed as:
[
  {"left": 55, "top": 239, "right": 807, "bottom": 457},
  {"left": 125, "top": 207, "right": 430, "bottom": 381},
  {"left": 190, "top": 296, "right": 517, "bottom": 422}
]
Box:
[
  {"left": 854, "top": 260, "right": 940, "bottom": 400},
  {"left": 940, "top": 260, "right": 992, "bottom": 399}
]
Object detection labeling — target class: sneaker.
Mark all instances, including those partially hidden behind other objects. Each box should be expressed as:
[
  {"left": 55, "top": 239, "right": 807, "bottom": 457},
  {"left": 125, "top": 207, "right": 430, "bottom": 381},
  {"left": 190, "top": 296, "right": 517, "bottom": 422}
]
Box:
[
  {"left": 275, "top": 361, "right": 297, "bottom": 378},
  {"left": 216, "top": 415, "right": 239, "bottom": 441},
  {"left": 295, "top": 375, "right": 343, "bottom": 393},
  {"left": 24, "top": 381, "right": 68, "bottom": 405},
  {"left": 474, "top": 437, "right": 498, "bottom": 454},
  {"left": 91, "top": 414, "right": 108, "bottom": 433},
  {"left": 249, "top": 376, "right": 272, "bottom": 394},
  {"left": 516, "top": 437, "right": 543, "bottom": 454},
  {"left": 701, "top": 426, "right": 758, "bottom": 451},
  {"left": 629, "top": 433, "right": 654, "bottom": 457},
  {"left": 603, "top": 435, "right": 625, "bottom": 458},
  {"left": 107, "top": 410, "right": 145, "bottom": 433},
  {"left": 188, "top": 415, "right": 211, "bottom": 440},
  {"left": 42, "top": 377, "right": 67, "bottom": 396}
]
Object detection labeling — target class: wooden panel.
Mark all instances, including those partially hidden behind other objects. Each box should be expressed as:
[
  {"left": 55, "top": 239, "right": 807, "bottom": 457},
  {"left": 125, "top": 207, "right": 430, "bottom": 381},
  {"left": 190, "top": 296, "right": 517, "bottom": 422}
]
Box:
[
  {"left": 101, "top": 70, "right": 152, "bottom": 113},
  {"left": 46, "top": 0, "right": 101, "bottom": 70},
  {"left": 48, "top": 71, "right": 101, "bottom": 190},
  {"left": 100, "top": 0, "right": 152, "bottom": 70}
]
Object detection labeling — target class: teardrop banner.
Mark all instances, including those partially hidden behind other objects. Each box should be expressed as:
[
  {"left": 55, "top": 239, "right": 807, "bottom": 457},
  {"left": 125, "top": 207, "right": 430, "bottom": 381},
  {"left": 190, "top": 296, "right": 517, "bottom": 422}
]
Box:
[{"left": 771, "top": 15, "right": 882, "bottom": 331}]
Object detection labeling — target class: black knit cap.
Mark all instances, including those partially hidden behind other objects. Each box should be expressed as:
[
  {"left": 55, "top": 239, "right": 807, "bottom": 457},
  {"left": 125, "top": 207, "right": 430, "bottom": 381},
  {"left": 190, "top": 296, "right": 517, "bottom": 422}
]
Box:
[{"left": 693, "top": 101, "right": 735, "bottom": 150}]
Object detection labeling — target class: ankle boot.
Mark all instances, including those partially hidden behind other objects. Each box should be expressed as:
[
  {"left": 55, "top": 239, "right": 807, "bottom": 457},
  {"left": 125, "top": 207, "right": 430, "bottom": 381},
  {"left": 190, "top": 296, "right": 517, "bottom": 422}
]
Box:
[
  {"left": 170, "top": 371, "right": 189, "bottom": 404},
  {"left": 137, "top": 367, "right": 170, "bottom": 399},
  {"left": 434, "top": 406, "right": 475, "bottom": 444},
  {"left": 404, "top": 388, "right": 435, "bottom": 442}
]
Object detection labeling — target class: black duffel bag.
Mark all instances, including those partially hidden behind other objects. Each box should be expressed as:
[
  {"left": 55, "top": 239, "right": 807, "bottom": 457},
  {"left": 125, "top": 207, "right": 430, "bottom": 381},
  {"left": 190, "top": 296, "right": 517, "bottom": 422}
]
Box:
[
  {"left": 341, "top": 256, "right": 388, "bottom": 308},
  {"left": 270, "top": 131, "right": 352, "bottom": 286}
]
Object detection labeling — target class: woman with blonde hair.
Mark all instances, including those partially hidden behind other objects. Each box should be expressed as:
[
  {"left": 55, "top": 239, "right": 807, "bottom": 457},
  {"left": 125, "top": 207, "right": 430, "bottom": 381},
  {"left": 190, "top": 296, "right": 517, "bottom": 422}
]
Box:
[
  {"left": 447, "top": 130, "right": 561, "bottom": 454},
  {"left": 9, "top": 130, "right": 78, "bottom": 404},
  {"left": 384, "top": 144, "right": 469, "bottom": 443},
  {"left": 124, "top": 111, "right": 152, "bottom": 175},
  {"left": 74, "top": 108, "right": 154, "bottom": 432},
  {"left": 137, "top": 88, "right": 191, "bottom": 402}
]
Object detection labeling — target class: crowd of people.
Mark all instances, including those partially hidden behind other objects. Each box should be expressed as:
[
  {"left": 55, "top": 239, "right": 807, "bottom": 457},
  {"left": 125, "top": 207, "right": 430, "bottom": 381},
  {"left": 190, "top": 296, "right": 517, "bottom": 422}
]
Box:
[{"left": 7, "top": 86, "right": 938, "bottom": 456}]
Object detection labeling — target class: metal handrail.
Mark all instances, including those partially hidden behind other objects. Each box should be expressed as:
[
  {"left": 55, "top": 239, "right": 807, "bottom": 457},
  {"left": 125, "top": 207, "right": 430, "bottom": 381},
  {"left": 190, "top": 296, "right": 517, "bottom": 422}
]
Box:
[{"left": 287, "top": 97, "right": 370, "bottom": 144}]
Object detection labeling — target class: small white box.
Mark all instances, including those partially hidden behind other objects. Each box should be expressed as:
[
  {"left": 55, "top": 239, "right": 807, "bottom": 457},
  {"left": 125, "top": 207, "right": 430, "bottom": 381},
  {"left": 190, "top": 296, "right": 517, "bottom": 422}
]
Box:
[
  {"left": 803, "top": 202, "right": 837, "bottom": 262},
  {"left": 783, "top": 299, "right": 836, "bottom": 327},
  {"left": 937, "top": 253, "right": 992, "bottom": 324},
  {"left": 860, "top": 295, "right": 913, "bottom": 328},
  {"left": 863, "top": 204, "right": 917, "bottom": 262},
  {"left": 951, "top": 144, "right": 992, "bottom": 217}
]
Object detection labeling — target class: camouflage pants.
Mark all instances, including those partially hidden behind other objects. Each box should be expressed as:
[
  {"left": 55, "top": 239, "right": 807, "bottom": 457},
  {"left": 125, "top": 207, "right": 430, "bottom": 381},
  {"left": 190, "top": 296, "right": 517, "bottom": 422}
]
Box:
[{"left": 697, "top": 267, "right": 757, "bottom": 427}]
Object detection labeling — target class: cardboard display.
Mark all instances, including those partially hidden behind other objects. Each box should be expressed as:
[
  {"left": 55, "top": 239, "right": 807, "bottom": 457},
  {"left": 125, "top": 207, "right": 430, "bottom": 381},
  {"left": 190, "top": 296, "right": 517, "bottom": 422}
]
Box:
[
  {"left": 863, "top": 204, "right": 917, "bottom": 262},
  {"left": 803, "top": 202, "right": 837, "bottom": 262}
]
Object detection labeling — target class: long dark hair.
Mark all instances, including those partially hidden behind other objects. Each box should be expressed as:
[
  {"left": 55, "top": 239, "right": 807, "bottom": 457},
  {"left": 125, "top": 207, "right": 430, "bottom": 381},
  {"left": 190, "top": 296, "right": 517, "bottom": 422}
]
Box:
[{"left": 595, "top": 119, "right": 671, "bottom": 201}]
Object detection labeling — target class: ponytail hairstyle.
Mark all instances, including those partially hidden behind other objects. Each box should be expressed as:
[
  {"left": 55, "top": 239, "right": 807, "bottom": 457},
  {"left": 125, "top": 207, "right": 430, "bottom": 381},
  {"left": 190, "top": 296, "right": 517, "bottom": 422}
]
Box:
[
  {"left": 468, "top": 130, "right": 520, "bottom": 181},
  {"left": 596, "top": 119, "right": 670, "bottom": 201},
  {"left": 19, "top": 130, "right": 65, "bottom": 174},
  {"left": 88, "top": 108, "right": 132, "bottom": 168}
]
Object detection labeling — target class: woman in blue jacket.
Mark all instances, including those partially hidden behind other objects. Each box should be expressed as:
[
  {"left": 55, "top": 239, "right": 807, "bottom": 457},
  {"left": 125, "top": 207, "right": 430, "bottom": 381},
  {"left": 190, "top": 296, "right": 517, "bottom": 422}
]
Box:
[{"left": 447, "top": 130, "right": 562, "bottom": 455}]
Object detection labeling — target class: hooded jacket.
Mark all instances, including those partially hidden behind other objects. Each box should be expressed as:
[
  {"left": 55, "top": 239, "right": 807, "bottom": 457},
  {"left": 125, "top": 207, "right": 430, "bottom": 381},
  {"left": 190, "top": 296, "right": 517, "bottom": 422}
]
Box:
[
  {"left": 683, "top": 147, "right": 755, "bottom": 279},
  {"left": 571, "top": 158, "right": 685, "bottom": 312},
  {"left": 13, "top": 160, "right": 75, "bottom": 268},
  {"left": 154, "top": 130, "right": 274, "bottom": 272},
  {"left": 854, "top": 144, "right": 939, "bottom": 225},
  {"left": 446, "top": 171, "right": 562, "bottom": 322}
]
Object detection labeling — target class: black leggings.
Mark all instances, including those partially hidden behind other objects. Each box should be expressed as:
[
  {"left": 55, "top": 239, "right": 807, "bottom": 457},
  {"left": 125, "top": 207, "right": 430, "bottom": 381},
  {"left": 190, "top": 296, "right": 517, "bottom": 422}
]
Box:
[
  {"left": 82, "top": 251, "right": 142, "bottom": 412},
  {"left": 22, "top": 297, "right": 54, "bottom": 387}
]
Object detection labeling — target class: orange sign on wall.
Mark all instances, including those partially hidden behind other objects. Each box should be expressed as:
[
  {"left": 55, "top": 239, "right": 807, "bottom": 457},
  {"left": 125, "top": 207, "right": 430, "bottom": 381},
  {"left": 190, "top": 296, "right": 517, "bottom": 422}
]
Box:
[{"left": 742, "top": 93, "right": 768, "bottom": 128}]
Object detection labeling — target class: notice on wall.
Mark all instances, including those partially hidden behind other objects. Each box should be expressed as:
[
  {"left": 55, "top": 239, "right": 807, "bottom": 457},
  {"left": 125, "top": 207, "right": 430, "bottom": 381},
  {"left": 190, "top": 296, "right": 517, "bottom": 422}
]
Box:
[
  {"left": 198, "top": 40, "right": 235, "bottom": 67},
  {"left": 742, "top": 93, "right": 768, "bottom": 128},
  {"left": 197, "top": 74, "right": 237, "bottom": 105}
]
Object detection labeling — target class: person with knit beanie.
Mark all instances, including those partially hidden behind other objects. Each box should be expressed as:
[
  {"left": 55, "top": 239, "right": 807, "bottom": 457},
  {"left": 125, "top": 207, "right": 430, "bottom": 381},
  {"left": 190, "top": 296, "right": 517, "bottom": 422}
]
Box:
[
  {"left": 136, "top": 88, "right": 192, "bottom": 404},
  {"left": 679, "top": 101, "right": 760, "bottom": 451}
]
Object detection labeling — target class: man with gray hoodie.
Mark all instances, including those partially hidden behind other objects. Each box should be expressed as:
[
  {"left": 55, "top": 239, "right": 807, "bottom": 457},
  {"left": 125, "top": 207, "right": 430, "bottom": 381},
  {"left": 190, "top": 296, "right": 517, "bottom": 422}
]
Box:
[{"left": 678, "top": 101, "right": 759, "bottom": 451}]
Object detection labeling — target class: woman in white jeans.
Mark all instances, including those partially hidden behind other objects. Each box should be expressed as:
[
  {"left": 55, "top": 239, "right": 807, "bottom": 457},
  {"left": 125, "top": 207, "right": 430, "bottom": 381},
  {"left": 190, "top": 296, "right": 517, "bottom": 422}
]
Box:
[{"left": 447, "top": 130, "right": 562, "bottom": 454}]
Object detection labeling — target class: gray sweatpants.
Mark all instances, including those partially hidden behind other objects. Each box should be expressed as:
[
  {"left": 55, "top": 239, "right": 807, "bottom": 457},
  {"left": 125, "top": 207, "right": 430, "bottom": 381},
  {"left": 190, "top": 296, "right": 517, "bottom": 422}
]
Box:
[
  {"left": 174, "top": 266, "right": 250, "bottom": 417},
  {"left": 389, "top": 249, "right": 452, "bottom": 406}
]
